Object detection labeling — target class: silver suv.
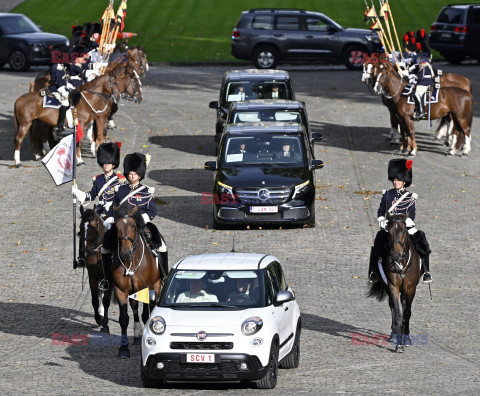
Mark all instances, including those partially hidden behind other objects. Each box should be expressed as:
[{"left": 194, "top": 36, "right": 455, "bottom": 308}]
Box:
[{"left": 231, "top": 8, "right": 381, "bottom": 70}]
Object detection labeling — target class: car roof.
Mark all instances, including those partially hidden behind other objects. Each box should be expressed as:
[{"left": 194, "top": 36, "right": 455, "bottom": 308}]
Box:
[
  {"left": 230, "top": 99, "right": 304, "bottom": 111},
  {"left": 0, "top": 13, "right": 24, "bottom": 17},
  {"left": 224, "top": 122, "right": 304, "bottom": 135},
  {"left": 173, "top": 252, "right": 277, "bottom": 270},
  {"left": 224, "top": 69, "right": 290, "bottom": 82}
]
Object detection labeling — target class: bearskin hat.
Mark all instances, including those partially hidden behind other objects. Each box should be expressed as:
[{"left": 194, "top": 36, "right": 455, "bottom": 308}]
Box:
[
  {"left": 89, "top": 23, "right": 102, "bottom": 36},
  {"left": 123, "top": 153, "right": 147, "bottom": 180},
  {"left": 97, "top": 142, "right": 120, "bottom": 168},
  {"left": 388, "top": 159, "right": 413, "bottom": 187}
]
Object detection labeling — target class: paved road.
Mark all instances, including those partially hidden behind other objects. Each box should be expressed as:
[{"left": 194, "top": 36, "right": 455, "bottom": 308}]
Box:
[{"left": 0, "top": 62, "right": 479, "bottom": 394}]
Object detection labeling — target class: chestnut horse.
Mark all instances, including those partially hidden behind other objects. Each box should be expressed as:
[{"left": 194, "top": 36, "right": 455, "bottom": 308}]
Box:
[
  {"left": 112, "top": 204, "right": 167, "bottom": 358},
  {"left": 374, "top": 61, "right": 473, "bottom": 156},
  {"left": 79, "top": 205, "right": 113, "bottom": 330},
  {"left": 13, "top": 68, "right": 139, "bottom": 167},
  {"left": 362, "top": 59, "right": 472, "bottom": 152},
  {"left": 368, "top": 214, "right": 422, "bottom": 353}
]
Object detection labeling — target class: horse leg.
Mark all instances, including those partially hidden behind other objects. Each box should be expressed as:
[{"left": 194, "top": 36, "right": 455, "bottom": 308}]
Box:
[
  {"left": 129, "top": 298, "right": 142, "bottom": 345},
  {"left": 387, "top": 285, "right": 404, "bottom": 352},
  {"left": 87, "top": 122, "right": 95, "bottom": 156},
  {"left": 14, "top": 121, "right": 33, "bottom": 167},
  {"left": 87, "top": 267, "right": 103, "bottom": 326},
  {"left": 95, "top": 116, "right": 107, "bottom": 150},
  {"left": 389, "top": 111, "right": 400, "bottom": 144},
  {"left": 401, "top": 291, "right": 415, "bottom": 347},
  {"left": 116, "top": 289, "right": 130, "bottom": 358},
  {"left": 405, "top": 118, "right": 417, "bottom": 157}
]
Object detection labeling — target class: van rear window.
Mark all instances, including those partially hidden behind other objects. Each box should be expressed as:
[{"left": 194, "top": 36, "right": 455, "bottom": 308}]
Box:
[
  {"left": 252, "top": 15, "right": 273, "bottom": 30},
  {"left": 437, "top": 8, "right": 465, "bottom": 24}
]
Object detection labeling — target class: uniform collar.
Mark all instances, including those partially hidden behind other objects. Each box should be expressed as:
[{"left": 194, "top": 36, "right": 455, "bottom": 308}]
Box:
[
  {"left": 129, "top": 182, "right": 141, "bottom": 190},
  {"left": 394, "top": 187, "right": 406, "bottom": 193}
]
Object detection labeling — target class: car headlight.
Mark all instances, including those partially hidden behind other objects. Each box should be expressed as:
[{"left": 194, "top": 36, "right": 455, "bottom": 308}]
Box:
[
  {"left": 293, "top": 180, "right": 310, "bottom": 198},
  {"left": 29, "top": 43, "right": 43, "bottom": 50},
  {"left": 217, "top": 181, "right": 233, "bottom": 196},
  {"left": 65, "top": 39, "right": 70, "bottom": 46},
  {"left": 149, "top": 316, "right": 166, "bottom": 335},
  {"left": 241, "top": 316, "right": 263, "bottom": 336}
]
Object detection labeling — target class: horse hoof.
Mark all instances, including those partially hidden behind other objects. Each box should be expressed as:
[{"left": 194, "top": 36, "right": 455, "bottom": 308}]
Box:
[
  {"left": 403, "top": 335, "right": 412, "bottom": 347},
  {"left": 100, "top": 326, "right": 110, "bottom": 334},
  {"left": 34, "top": 155, "right": 42, "bottom": 161},
  {"left": 389, "top": 333, "right": 400, "bottom": 345},
  {"left": 446, "top": 153, "right": 454, "bottom": 157},
  {"left": 395, "top": 345, "right": 405, "bottom": 353},
  {"left": 134, "top": 336, "right": 141, "bottom": 345},
  {"left": 15, "top": 163, "right": 22, "bottom": 168},
  {"left": 77, "top": 162, "right": 85, "bottom": 167},
  {"left": 95, "top": 314, "right": 103, "bottom": 326},
  {"left": 461, "top": 153, "right": 469, "bottom": 158},
  {"left": 118, "top": 348, "right": 130, "bottom": 359},
  {"left": 408, "top": 152, "right": 416, "bottom": 157}
]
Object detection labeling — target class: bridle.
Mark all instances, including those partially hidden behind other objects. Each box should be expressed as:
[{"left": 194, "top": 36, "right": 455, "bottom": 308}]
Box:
[
  {"left": 85, "top": 216, "right": 105, "bottom": 257},
  {"left": 116, "top": 214, "right": 146, "bottom": 276},
  {"left": 376, "top": 66, "right": 405, "bottom": 99},
  {"left": 386, "top": 219, "right": 412, "bottom": 274}
]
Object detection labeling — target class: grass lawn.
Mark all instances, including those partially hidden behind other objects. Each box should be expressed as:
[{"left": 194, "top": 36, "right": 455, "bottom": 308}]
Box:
[{"left": 13, "top": 0, "right": 470, "bottom": 62}]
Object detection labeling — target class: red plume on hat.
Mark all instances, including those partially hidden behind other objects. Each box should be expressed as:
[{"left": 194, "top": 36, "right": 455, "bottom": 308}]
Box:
[
  {"left": 115, "top": 142, "right": 122, "bottom": 149},
  {"left": 411, "top": 37, "right": 416, "bottom": 44},
  {"left": 416, "top": 42, "right": 422, "bottom": 51},
  {"left": 406, "top": 160, "right": 413, "bottom": 170},
  {"left": 403, "top": 34, "right": 409, "bottom": 42}
]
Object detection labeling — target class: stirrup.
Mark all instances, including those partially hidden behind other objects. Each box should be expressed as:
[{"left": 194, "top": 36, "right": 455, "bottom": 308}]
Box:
[
  {"left": 368, "top": 272, "right": 378, "bottom": 283},
  {"left": 422, "top": 272, "right": 432, "bottom": 283},
  {"left": 99, "top": 279, "right": 109, "bottom": 291},
  {"left": 74, "top": 258, "right": 86, "bottom": 269}
]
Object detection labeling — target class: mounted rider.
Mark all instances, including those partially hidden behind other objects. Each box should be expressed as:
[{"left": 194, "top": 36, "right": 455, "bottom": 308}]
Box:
[
  {"left": 71, "top": 142, "right": 125, "bottom": 286},
  {"left": 102, "top": 153, "right": 166, "bottom": 281},
  {"left": 368, "top": 159, "right": 432, "bottom": 284}
]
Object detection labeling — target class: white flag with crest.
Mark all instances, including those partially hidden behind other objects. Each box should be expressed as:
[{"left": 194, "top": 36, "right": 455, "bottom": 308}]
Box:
[{"left": 42, "top": 135, "right": 75, "bottom": 186}]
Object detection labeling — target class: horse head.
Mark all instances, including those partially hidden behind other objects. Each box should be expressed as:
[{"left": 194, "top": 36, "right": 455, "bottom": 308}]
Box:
[
  {"left": 114, "top": 204, "right": 144, "bottom": 261},
  {"left": 128, "top": 45, "right": 148, "bottom": 77},
  {"left": 81, "top": 205, "right": 105, "bottom": 258},
  {"left": 386, "top": 213, "right": 410, "bottom": 271}
]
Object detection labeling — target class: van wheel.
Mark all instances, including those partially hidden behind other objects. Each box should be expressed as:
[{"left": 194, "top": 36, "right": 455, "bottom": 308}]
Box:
[
  {"left": 253, "top": 46, "right": 280, "bottom": 69},
  {"left": 256, "top": 342, "right": 279, "bottom": 389},
  {"left": 213, "top": 215, "right": 226, "bottom": 230},
  {"left": 280, "top": 325, "right": 301, "bottom": 369},
  {"left": 342, "top": 45, "right": 366, "bottom": 70},
  {"left": 9, "top": 49, "right": 30, "bottom": 71},
  {"left": 443, "top": 53, "right": 464, "bottom": 65}
]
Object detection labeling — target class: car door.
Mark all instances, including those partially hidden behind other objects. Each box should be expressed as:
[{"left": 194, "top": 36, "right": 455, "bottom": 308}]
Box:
[
  {"left": 466, "top": 8, "right": 480, "bottom": 58},
  {"left": 301, "top": 16, "right": 337, "bottom": 59},
  {"left": 265, "top": 265, "right": 290, "bottom": 352},
  {"left": 273, "top": 15, "right": 304, "bottom": 59},
  {"left": 272, "top": 262, "right": 296, "bottom": 343},
  {"left": 0, "top": 26, "right": 9, "bottom": 64}
]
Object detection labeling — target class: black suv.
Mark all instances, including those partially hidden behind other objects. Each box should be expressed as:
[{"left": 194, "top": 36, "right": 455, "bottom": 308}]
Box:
[
  {"left": 209, "top": 69, "right": 295, "bottom": 135},
  {"left": 204, "top": 123, "right": 324, "bottom": 229},
  {"left": 231, "top": 8, "right": 381, "bottom": 70},
  {"left": 0, "top": 13, "right": 69, "bottom": 71},
  {"left": 429, "top": 4, "right": 480, "bottom": 64},
  {"left": 224, "top": 99, "right": 322, "bottom": 154}
]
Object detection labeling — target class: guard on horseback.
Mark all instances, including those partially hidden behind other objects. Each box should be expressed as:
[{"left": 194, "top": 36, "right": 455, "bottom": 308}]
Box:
[
  {"left": 72, "top": 142, "right": 125, "bottom": 286},
  {"left": 368, "top": 159, "right": 432, "bottom": 283},
  {"left": 408, "top": 55, "right": 434, "bottom": 120},
  {"left": 49, "top": 59, "right": 72, "bottom": 138}
]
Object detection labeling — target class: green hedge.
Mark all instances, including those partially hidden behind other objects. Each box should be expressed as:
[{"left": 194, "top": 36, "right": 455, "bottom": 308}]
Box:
[{"left": 13, "top": 0, "right": 469, "bottom": 62}]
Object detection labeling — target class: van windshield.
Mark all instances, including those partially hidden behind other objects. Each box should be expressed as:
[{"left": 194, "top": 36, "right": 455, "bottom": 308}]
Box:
[
  {"left": 224, "top": 81, "right": 291, "bottom": 105},
  {"left": 232, "top": 109, "right": 304, "bottom": 125}
]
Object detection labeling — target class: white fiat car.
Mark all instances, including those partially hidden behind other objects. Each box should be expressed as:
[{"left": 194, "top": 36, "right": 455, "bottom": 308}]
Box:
[{"left": 141, "top": 252, "right": 301, "bottom": 389}]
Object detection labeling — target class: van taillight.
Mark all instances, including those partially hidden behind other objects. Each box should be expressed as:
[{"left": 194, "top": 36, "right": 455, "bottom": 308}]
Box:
[
  {"left": 455, "top": 26, "right": 467, "bottom": 33},
  {"left": 430, "top": 24, "right": 436, "bottom": 31},
  {"left": 232, "top": 29, "right": 241, "bottom": 39}
]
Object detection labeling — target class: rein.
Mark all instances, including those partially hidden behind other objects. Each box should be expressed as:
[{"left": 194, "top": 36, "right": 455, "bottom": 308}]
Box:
[
  {"left": 116, "top": 215, "right": 146, "bottom": 276},
  {"left": 378, "top": 68, "right": 405, "bottom": 99}
]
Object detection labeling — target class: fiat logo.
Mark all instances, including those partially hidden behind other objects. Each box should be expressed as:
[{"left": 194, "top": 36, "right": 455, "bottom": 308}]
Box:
[
  {"left": 258, "top": 188, "right": 270, "bottom": 201},
  {"left": 196, "top": 331, "right": 207, "bottom": 341}
]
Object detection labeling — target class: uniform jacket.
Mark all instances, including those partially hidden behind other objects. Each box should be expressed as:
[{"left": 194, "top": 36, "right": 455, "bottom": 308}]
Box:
[
  {"left": 50, "top": 64, "right": 68, "bottom": 89},
  {"left": 69, "top": 63, "right": 88, "bottom": 88},
  {"left": 409, "top": 63, "right": 434, "bottom": 86},
  {"left": 109, "top": 183, "right": 157, "bottom": 220},
  {"left": 377, "top": 188, "right": 416, "bottom": 220},
  {"left": 86, "top": 172, "right": 126, "bottom": 212}
]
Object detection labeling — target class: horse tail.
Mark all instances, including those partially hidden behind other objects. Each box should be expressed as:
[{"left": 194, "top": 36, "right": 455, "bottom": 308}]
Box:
[
  {"left": 435, "top": 115, "right": 450, "bottom": 137},
  {"left": 367, "top": 281, "right": 388, "bottom": 301}
]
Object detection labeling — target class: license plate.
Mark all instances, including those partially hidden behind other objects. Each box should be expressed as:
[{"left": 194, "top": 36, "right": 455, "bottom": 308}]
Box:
[
  {"left": 441, "top": 33, "right": 452, "bottom": 38},
  {"left": 250, "top": 206, "right": 278, "bottom": 213},
  {"left": 186, "top": 353, "right": 215, "bottom": 363}
]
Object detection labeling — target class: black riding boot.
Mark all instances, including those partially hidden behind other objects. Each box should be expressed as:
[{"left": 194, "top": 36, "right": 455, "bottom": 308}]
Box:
[
  {"left": 368, "top": 247, "right": 378, "bottom": 283},
  {"left": 422, "top": 254, "right": 432, "bottom": 283},
  {"left": 54, "top": 105, "right": 67, "bottom": 132},
  {"left": 100, "top": 253, "right": 112, "bottom": 291},
  {"left": 413, "top": 94, "right": 425, "bottom": 120}
]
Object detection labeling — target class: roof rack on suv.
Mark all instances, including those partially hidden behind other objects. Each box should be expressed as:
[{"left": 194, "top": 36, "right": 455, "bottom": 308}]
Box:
[{"left": 248, "top": 8, "right": 306, "bottom": 13}]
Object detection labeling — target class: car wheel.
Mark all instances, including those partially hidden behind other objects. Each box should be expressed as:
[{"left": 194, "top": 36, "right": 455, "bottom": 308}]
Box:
[
  {"left": 306, "top": 208, "right": 316, "bottom": 228},
  {"left": 9, "top": 49, "right": 30, "bottom": 71},
  {"left": 443, "top": 53, "right": 464, "bottom": 65},
  {"left": 280, "top": 324, "right": 301, "bottom": 369},
  {"left": 140, "top": 359, "right": 165, "bottom": 388},
  {"left": 256, "top": 342, "right": 279, "bottom": 389},
  {"left": 213, "top": 213, "right": 226, "bottom": 230},
  {"left": 253, "top": 46, "right": 280, "bottom": 69},
  {"left": 342, "top": 45, "right": 367, "bottom": 70}
]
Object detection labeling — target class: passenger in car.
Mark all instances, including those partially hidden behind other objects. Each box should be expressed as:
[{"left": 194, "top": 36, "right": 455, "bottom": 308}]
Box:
[
  {"left": 176, "top": 279, "right": 218, "bottom": 303},
  {"left": 227, "top": 279, "right": 252, "bottom": 303}
]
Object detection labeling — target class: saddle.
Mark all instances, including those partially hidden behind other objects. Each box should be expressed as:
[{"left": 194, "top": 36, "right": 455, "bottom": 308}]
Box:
[{"left": 405, "top": 87, "right": 440, "bottom": 105}]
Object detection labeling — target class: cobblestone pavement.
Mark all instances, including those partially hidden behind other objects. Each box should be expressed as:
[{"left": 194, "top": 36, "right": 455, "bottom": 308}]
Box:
[{"left": 0, "top": 62, "right": 479, "bottom": 394}]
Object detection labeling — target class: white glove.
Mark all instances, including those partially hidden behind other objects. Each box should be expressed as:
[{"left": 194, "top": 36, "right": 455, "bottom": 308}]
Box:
[
  {"left": 66, "top": 82, "right": 75, "bottom": 90},
  {"left": 104, "top": 201, "right": 112, "bottom": 213},
  {"left": 104, "top": 217, "right": 114, "bottom": 230},
  {"left": 405, "top": 218, "right": 415, "bottom": 228},
  {"left": 72, "top": 185, "right": 87, "bottom": 203},
  {"left": 399, "top": 69, "right": 408, "bottom": 78},
  {"left": 409, "top": 75, "right": 417, "bottom": 84},
  {"left": 142, "top": 213, "right": 151, "bottom": 224},
  {"left": 377, "top": 216, "right": 388, "bottom": 229}
]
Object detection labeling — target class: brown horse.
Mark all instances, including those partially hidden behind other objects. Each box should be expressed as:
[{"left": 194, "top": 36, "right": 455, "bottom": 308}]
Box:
[
  {"left": 79, "top": 205, "right": 113, "bottom": 330},
  {"left": 368, "top": 214, "right": 422, "bottom": 353},
  {"left": 375, "top": 61, "right": 473, "bottom": 156},
  {"left": 112, "top": 204, "right": 167, "bottom": 358},
  {"left": 13, "top": 69, "right": 138, "bottom": 167},
  {"left": 362, "top": 59, "right": 472, "bottom": 151}
]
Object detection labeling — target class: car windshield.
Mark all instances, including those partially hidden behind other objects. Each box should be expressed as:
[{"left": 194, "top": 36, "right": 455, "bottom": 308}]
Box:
[
  {"left": 0, "top": 15, "right": 41, "bottom": 34},
  {"left": 222, "top": 134, "right": 306, "bottom": 167},
  {"left": 159, "top": 269, "right": 265, "bottom": 308},
  {"left": 232, "top": 109, "right": 304, "bottom": 125},
  {"left": 224, "top": 81, "right": 290, "bottom": 105}
]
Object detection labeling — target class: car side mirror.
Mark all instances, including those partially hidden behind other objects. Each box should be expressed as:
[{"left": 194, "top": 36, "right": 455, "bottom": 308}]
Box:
[
  {"left": 149, "top": 290, "right": 157, "bottom": 304},
  {"left": 327, "top": 25, "right": 337, "bottom": 34},
  {"left": 204, "top": 161, "right": 217, "bottom": 171},
  {"left": 274, "top": 290, "right": 294, "bottom": 306},
  {"left": 310, "top": 133, "right": 323, "bottom": 143},
  {"left": 311, "top": 159, "right": 324, "bottom": 170},
  {"left": 37, "top": 24, "right": 42, "bottom": 30},
  {"left": 209, "top": 101, "right": 219, "bottom": 109}
]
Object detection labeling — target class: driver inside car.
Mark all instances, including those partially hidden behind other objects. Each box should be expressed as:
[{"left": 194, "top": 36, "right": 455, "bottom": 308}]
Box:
[
  {"left": 227, "top": 279, "right": 252, "bottom": 303},
  {"left": 176, "top": 278, "right": 218, "bottom": 303}
]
